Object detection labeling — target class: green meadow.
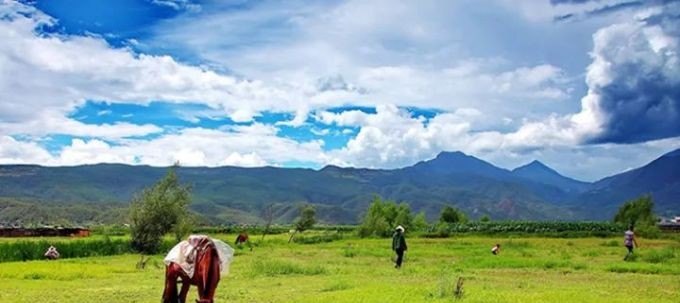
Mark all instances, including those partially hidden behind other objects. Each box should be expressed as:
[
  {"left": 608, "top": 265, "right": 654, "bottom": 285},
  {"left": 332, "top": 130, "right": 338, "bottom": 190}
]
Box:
[{"left": 0, "top": 233, "right": 678, "bottom": 303}]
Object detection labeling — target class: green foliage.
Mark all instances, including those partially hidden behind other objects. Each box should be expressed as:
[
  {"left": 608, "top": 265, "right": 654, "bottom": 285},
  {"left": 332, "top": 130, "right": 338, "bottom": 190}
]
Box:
[
  {"left": 249, "top": 259, "right": 327, "bottom": 277},
  {"left": 342, "top": 244, "right": 356, "bottom": 258},
  {"left": 439, "top": 205, "right": 468, "bottom": 224},
  {"left": 293, "top": 232, "right": 343, "bottom": 244},
  {"left": 0, "top": 238, "right": 176, "bottom": 262},
  {"left": 613, "top": 195, "right": 656, "bottom": 227},
  {"left": 357, "top": 196, "right": 413, "bottom": 237},
  {"left": 0, "top": 235, "right": 679, "bottom": 302},
  {"left": 411, "top": 211, "right": 429, "bottom": 232},
  {"left": 480, "top": 215, "right": 491, "bottom": 222},
  {"left": 635, "top": 222, "right": 661, "bottom": 238},
  {"left": 288, "top": 205, "right": 317, "bottom": 243},
  {"left": 295, "top": 205, "right": 317, "bottom": 233},
  {"left": 642, "top": 248, "right": 676, "bottom": 264},
  {"left": 129, "top": 165, "right": 191, "bottom": 254},
  {"left": 172, "top": 214, "right": 197, "bottom": 243},
  {"left": 425, "top": 221, "right": 625, "bottom": 237}
]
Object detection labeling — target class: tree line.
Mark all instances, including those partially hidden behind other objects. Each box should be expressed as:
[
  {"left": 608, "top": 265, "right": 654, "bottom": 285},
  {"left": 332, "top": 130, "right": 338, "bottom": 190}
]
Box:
[{"left": 128, "top": 166, "right": 662, "bottom": 253}]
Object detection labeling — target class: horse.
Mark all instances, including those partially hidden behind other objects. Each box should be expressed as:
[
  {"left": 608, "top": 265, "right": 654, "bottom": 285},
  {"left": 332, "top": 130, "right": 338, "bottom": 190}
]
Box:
[
  {"left": 234, "top": 233, "right": 249, "bottom": 245},
  {"left": 162, "top": 237, "right": 221, "bottom": 303}
]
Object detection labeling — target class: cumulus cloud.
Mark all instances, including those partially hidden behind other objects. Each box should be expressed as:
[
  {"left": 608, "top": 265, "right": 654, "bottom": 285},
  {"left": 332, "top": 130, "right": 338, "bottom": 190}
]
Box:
[
  {"left": 498, "top": 3, "right": 680, "bottom": 146},
  {"left": 0, "top": 136, "right": 53, "bottom": 164},
  {"left": 0, "top": 2, "right": 299, "bottom": 132},
  {"left": 0, "top": 0, "right": 678, "bottom": 182},
  {"left": 219, "top": 152, "right": 268, "bottom": 167},
  {"left": 3, "top": 126, "right": 326, "bottom": 168},
  {"left": 579, "top": 8, "right": 680, "bottom": 143}
]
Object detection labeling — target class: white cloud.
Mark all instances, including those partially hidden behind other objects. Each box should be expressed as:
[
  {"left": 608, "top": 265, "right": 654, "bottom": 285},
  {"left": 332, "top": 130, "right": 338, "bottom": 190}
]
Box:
[
  {"left": 58, "top": 139, "right": 135, "bottom": 165},
  {"left": 0, "top": 136, "right": 53, "bottom": 164},
  {"left": 147, "top": 0, "right": 575, "bottom": 117},
  {"left": 219, "top": 152, "right": 267, "bottom": 167},
  {"left": 505, "top": 3, "right": 680, "bottom": 145},
  {"left": 0, "top": 112, "right": 162, "bottom": 139},
  {"left": 4, "top": 125, "right": 325, "bottom": 168},
  {"left": 0, "top": 2, "right": 302, "bottom": 135},
  {"left": 0, "top": 0, "right": 677, "bottom": 183}
]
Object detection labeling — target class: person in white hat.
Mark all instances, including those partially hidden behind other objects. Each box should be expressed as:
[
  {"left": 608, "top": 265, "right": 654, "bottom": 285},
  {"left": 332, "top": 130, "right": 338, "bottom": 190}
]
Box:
[{"left": 392, "top": 225, "right": 407, "bottom": 268}]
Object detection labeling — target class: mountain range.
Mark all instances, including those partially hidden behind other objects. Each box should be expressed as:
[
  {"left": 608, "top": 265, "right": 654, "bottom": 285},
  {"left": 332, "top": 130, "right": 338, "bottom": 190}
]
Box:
[{"left": 0, "top": 148, "right": 678, "bottom": 225}]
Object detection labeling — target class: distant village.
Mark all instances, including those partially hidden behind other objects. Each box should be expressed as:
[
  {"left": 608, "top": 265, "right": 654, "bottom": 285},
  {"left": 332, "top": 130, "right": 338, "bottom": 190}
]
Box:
[{"left": 0, "top": 225, "right": 90, "bottom": 237}]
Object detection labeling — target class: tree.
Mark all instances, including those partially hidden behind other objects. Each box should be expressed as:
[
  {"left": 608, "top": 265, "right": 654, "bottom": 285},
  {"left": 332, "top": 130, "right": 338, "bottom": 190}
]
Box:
[
  {"left": 358, "top": 196, "right": 414, "bottom": 237},
  {"left": 394, "top": 203, "right": 413, "bottom": 230},
  {"left": 411, "top": 211, "right": 429, "bottom": 232},
  {"left": 358, "top": 196, "right": 390, "bottom": 237},
  {"left": 439, "top": 206, "right": 468, "bottom": 224},
  {"left": 173, "top": 214, "right": 196, "bottom": 243},
  {"left": 130, "top": 165, "right": 192, "bottom": 254},
  {"left": 261, "top": 203, "right": 275, "bottom": 241},
  {"left": 479, "top": 215, "right": 491, "bottom": 222},
  {"left": 613, "top": 194, "right": 656, "bottom": 227},
  {"left": 288, "top": 205, "right": 316, "bottom": 243}
]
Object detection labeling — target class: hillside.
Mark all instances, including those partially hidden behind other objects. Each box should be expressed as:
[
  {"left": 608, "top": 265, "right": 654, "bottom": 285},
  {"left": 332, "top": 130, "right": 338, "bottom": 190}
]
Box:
[
  {"left": 512, "top": 160, "right": 590, "bottom": 193},
  {"left": 0, "top": 149, "right": 678, "bottom": 224},
  {"left": 574, "top": 148, "right": 680, "bottom": 219}
]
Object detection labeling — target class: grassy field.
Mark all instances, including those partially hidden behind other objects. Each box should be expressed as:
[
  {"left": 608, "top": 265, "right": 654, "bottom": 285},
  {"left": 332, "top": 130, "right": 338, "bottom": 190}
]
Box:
[{"left": 0, "top": 233, "right": 678, "bottom": 303}]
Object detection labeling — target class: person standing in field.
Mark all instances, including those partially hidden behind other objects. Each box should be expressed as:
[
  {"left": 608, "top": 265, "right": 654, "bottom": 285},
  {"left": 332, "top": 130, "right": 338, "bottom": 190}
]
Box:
[
  {"left": 624, "top": 225, "right": 639, "bottom": 261},
  {"left": 392, "top": 225, "right": 407, "bottom": 269}
]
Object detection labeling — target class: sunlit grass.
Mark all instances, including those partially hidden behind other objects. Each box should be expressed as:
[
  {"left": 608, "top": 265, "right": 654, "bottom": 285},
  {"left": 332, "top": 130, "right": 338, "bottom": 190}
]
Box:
[{"left": 0, "top": 233, "right": 677, "bottom": 302}]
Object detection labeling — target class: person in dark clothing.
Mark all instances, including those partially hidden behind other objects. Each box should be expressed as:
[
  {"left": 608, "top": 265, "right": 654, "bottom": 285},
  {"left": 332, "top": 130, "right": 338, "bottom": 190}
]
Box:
[{"left": 392, "top": 225, "right": 407, "bottom": 268}]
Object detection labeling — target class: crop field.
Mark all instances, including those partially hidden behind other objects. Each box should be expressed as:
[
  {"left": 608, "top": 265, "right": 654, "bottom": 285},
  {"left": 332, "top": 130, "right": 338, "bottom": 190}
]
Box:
[{"left": 0, "top": 233, "right": 678, "bottom": 303}]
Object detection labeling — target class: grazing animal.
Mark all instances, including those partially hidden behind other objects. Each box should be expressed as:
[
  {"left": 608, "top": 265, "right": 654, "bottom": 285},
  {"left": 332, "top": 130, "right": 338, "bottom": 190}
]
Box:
[
  {"left": 234, "top": 233, "right": 249, "bottom": 245},
  {"left": 162, "top": 237, "right": 222, "bottom": 303}
]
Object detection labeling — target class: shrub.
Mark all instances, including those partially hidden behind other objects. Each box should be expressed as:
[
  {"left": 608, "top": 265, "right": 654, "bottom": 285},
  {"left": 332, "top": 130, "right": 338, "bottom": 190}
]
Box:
[
  {"left": 294, "top": 232, "right": 343, "bottom": 244},
  {"left": 642, "top": 248, "right": 676, "bottom": 264},
  {"left": 358, "top": 196, "right": 413, "bottom": 238},
  {"left": 250, "top": 259, "right": 327, "bottom": 276},
  {"left": 130, "top": 165, "right": 192, "bottom": 254}
]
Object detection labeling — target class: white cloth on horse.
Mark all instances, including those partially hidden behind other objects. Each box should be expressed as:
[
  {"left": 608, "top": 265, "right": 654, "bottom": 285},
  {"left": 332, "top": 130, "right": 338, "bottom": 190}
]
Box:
[{"left": 163, "top": 235, "right": 235, "bottom": 278}]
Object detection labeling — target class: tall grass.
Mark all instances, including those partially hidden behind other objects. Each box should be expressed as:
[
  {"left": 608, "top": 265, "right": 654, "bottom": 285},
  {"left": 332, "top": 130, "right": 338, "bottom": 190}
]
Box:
[
  {"left": 249, "top": 259, "right": 327, "bottom": 277},
  {"left": 0, "top": 237, "right": 176, "bottom": 262}
]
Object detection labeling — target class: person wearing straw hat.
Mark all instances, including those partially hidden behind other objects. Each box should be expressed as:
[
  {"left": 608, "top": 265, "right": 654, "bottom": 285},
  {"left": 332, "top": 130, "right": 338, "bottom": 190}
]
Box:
[{"left": 392, "top": 225, "right": 407, "bottom": 268}]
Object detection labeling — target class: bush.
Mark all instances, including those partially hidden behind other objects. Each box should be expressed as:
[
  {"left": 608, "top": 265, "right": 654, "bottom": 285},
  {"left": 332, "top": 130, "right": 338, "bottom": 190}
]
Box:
[
  {"left": 358, "top": 196, "right": 413, "bottom": 238},
  {"left": 642, "top": 248, "right": 676, "bottom": 264},
  {"left": 130, "top": 166, "right": 192, "bottom": 254},
  {"left": 613, "top": 195, "right": 656, "bottom": 227},
  {"left": 423, "top": 221, "right": 624, "bottom": 237},
  {"left": 0, "top": 237, "right": 180, "bottom": 263},
  {"left": 440, "top": 206, "right": 468, "bottom": 224},
  {"left": 636, "top": 224, "right": 661, "bottom": 239},
  {"left": 294, "top": 232, "right": 343, "bottom": 244}
]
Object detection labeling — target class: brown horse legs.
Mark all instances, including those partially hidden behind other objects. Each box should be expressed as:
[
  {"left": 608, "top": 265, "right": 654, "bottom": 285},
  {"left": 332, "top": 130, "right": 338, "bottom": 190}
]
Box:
[
  {"left": 195, "top": 256, "right": 220, "bottom": 303},
  {"left": 178, "top": 280, "right": 190, "bottom": 303},
  {"left": 162, "top": 264, "right": 180, "bottom": 303}
]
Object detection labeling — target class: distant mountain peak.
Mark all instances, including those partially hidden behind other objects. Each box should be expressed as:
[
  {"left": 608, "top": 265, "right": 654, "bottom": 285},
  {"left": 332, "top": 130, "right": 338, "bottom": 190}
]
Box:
[
  {"left": 512, "top": 159, "right": 589, "bottom": 193},
  {"left": 514, "top": 160, "right": 557, "bottom": 174},
  {"left": 435, "top": 151, "right": 467, "bottom": 159}
]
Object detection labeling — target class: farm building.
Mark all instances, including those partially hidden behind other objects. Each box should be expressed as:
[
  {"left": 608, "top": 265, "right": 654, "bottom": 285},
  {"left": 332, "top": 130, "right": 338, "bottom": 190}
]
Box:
[{"left": 0, "top": 227, "right": 90, "bottom": 237}]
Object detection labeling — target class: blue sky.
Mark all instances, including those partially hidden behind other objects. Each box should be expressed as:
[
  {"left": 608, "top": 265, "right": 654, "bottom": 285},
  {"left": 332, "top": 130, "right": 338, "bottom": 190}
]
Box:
[{"left": 0, "top": 0, "right": 678, "bottom": 181}]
